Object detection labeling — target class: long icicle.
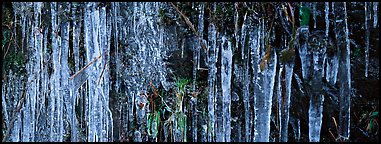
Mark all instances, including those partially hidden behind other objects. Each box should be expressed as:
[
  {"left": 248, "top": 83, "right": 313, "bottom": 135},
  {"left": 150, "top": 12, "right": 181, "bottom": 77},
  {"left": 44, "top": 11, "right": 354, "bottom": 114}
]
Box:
[
  {"left": 207, "top": 4, "right": 217, "bottom": 142},
  {"left": 254, "top": 17, "right": 277, "bottom": 141},
  {"left": 338, "top": 2, "right": 351, "bottom": 141},
  {"left": 221, "top": 35, "right": 232, "bottom": 142},
  {"left": 364, "top": 2, "right": 370, "bottom": 77},
  {"left": 308, "top": 31, "right": 326, "bottom": 142}
]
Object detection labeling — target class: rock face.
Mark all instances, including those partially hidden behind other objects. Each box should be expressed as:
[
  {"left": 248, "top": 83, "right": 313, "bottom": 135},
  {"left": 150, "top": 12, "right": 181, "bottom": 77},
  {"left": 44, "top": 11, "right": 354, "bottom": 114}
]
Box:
[{"left": 1, "top": 2, "right": 379, "bottom": 142}]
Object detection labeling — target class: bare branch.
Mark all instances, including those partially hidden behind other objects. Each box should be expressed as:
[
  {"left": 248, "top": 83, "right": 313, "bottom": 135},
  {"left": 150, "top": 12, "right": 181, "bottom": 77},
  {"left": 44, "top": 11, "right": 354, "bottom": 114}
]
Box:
[
  {"left": 97, "top": 62, "right": 107, "bottom": 85},
  {"left": 70, "top": 54, "right": 102, "bottom": 80}
]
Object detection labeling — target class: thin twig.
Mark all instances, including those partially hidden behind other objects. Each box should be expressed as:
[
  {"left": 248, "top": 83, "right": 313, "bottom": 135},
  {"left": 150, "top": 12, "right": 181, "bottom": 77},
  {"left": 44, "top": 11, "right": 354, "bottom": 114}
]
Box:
[
  {"left": 374, "top": 119, "right": 379, "bottom": 129},
  {"left": 3, "top": 31, "right": 14, "bottom": 59},
  {"left": 70, "top": 54, "right": 102, "bottom": 80},
  {"left": 97, "top": 62, "right": 107, "bottom": 85},
  {"left": 170, "top": 2, "right": 208, "bottom": 51},
  {"left": 149, "top": 81, "right": 159, "bottom": 98},
  {"left": 197, "top": 67, "right": 208, "bottom": 71},
  {"left": 287, "top": 3, "right": 295, "bottom": 25},
  {"left": 332, "top": 117, "right": 340, "bottom": 137},
  {"left": 328, "top": 128, "right": 337, "bottom": 141}
]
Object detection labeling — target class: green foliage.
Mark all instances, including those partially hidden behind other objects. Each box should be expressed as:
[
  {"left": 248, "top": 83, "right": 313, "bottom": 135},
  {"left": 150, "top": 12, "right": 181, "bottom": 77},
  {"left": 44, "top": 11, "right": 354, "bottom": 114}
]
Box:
[
  {"left": 3, "top": 31, "right": 9, "bottom": 47},
  {"left": 353, "top": 47, "right": 361, "bottom": 58},
  {"left": 175, "top": 111, "right": 187, "bottom": 141},
  {"left": 174, "top": 77, "right": 190, "bottom": 97},
  {"left": 147, "top": 111, "right": 160, "bottom": 138},
  {"left": 367, "top": 111, "right": 379, "bottom": 132},
  {"left": 299, "top": 6, "right": 310, "bottom": 26},
  {"left": 371, "top": 112, "right": 378, "bottom": 118},
  {"left": 173, "top": 77, "right": 189, "bottom": 141}
]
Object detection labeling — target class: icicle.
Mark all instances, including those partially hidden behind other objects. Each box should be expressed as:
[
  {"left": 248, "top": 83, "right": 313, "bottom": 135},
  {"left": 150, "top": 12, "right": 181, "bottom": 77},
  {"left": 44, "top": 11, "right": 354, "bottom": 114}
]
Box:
[
  {"left": 216, "top": 80, "right": 223, "bottom": 142},
  {"left": 365, "top": 2, "right": 370, "bottom": 77},
  {"left": 250, "top": 21, "right": 261, "bottom": 142},
  {"left": 34, "top": 3, "right": 44, "bottom": 142},
  {"left": 57, "top": 3, "right": 65, "bottom": 141},
  {"left": 73, "top": 4, "right": 81, "bottom": 74},
  {"left": 325, "top": 53, "right": 339, "bottom": 85},
  {"left": 260, "top": 19, "right": 265, "bottom": 56},
  {"left": 84, "top": 3, "right": 97, "bottom": 142},
  {"left": 40, "top": 18, "right": 49, "bottom": 142},
  {"left": 112, "top": 2, "right": 121, "bottom": 102},
  {"left": 254, "top": 51, "right": 277, "bottom": 142},
  {"left": 197, "top": 3, "right": 204, "bottom": 70},
  {"left": 214, "top": 28, "right": 222, "bottom": 142},
  {"left": 107, "top": 6, "right": 114, "bottom": 142},
  {"left": 324, "top": 2, "right": 339, "bottom": 85},
  {"left": 237, "top": 121, "right": 242, "bottom": 142},
  {"left": 192, "top": 36, "right": 198, "bottom": 142},
  {"left": 158, "top": 22, "right": 169, "bottom": 91},
  {"left": 22, "top": 3, "right": 39, "bottom": 142},
  {"left": 276, "top": 65, "right": 284, "bottom": 141},
  {"left": 6, "top": 71, "right": 15, "bottom": 142},
  {"left": 134, "top": 131, "right": 142, "bottom": 142},
  {"left": 200, "top": 122, "right": 207, "bottom": 142},
  {"left": 278, "top": 62, "right": 294, "bottom": 142},
  {"left": 2, "top": 87, "right": 10, "bottom": 133},
  {"left": 128, "top": 91, "right": 135, "bottom": 141},
  {"left": 99, "top": 5, "right": 113, "bottom": 142},
  {"left": 83, "top": 3, "right": 91, "bottom": 142},
  {"left": 2, "top": 74, "right": 9, "bottom": 142},
  {"left": 336, "top": 2, "right": 351, "bottom": 141},
  {"left": 253, "top": 16, "right": 277, "bottom": 141},
  {"left": 299, "top": 4, "right": 311, "bottom": 80},
  {"left": 241, "top": 12, "right": 252, "bottom": 143},
  {"left": 20, "top": 3, "right": 26, "bottom": 54},
  {"left": 49, "top": 2, "right": 63, "bottom": 142},
  {"left": 192, "top": 6, "right": 202, "bottom": 140},
  {"left": 308, "top": 31, "right": 326, "bottom": 142},
  {"left": 325, "top": 2, "right": 330, "bottom": 38},
  {"left": 13, "top": 113, "right": 22, "bottom": 142},
  {"left": 59, "top": 2, "right": 71, "bottom": 143},
  {"left": 190, "top": 96, "right": 198, "bottom": 142},
  {"left": 71, "top": 3, "right": 81, "bottom": 141},
  {"left": 313, "top": 3, "right": 317, "bottom": 29},
  {"left": 374, "top": 2, "right": 378, "bottom": 28},
  {"left": 92, "top": 5, "right": 104, "bottom": 142},
  {"left": 181, "top": 39, "right": 185, "bottom": 58},
  {"left": 207, "top": 11, "right": 217, "bottom": 141},
  {"left": 221, "top": 36, "right": 232, "bottom": 142},
  {"left": 297, "top": 118, "right": 301, "bottom": 141}
]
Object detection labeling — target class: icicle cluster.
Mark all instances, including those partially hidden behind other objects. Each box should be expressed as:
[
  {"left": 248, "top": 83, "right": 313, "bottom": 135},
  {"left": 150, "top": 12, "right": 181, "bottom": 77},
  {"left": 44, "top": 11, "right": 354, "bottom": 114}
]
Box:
[{"left": 3, "top": 2, "right": 375, "bottom": 142}]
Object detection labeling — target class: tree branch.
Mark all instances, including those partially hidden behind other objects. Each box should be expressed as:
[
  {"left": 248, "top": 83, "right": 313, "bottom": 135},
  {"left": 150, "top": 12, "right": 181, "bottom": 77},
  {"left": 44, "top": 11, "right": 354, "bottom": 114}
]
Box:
[{"left": 69, "top": 54, "right": 102, "bottom": 80}]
